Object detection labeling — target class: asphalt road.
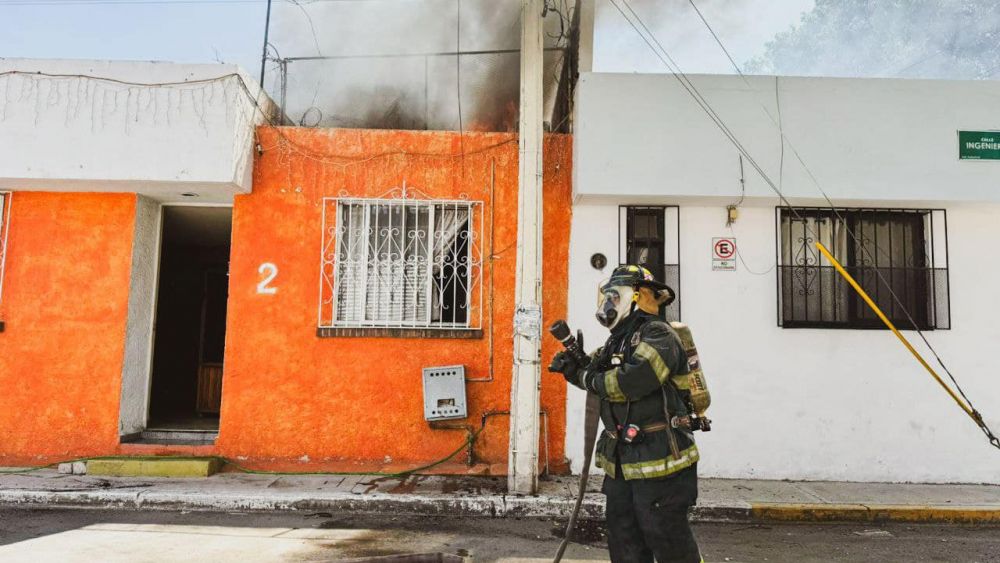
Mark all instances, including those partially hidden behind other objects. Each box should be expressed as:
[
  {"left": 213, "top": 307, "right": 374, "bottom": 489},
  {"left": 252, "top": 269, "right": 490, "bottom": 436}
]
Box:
[{"left": 0, "top": 507, "right": 997, "bottom": 562}]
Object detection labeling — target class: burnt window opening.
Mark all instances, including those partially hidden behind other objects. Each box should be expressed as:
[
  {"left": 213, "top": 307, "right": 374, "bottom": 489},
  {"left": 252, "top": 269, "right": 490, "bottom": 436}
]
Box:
[
  {"left": 620, "top": 206, "right": 681, "bottom": 322},
  {"left": 434, "top": 215, "right": 471, "bottom": 325},
  {"left": 777, "top": 207, "right": 950, "bottom": 330}
]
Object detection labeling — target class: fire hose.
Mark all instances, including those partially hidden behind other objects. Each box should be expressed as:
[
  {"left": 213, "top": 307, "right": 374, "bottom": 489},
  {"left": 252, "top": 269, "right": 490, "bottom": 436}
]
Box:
[
  {"left": 817, "top": 242, "right": 1000, "bottom": 450},
  {"left": 553, "top": 393, "right": 601, "bottom": 563},
  {"left": 547, "top": 321, "right": 598, "bottom": 562}
]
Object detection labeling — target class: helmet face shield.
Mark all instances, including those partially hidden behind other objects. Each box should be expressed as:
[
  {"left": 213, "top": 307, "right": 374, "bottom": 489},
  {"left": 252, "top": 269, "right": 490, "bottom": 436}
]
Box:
[{"left": 596, "top": 279, "right": 636, "bottom": 329}]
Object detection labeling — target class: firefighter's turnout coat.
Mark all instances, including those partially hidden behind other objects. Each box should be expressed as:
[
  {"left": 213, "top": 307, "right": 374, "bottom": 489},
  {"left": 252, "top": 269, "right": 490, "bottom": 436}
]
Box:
[{"left": 574, "top": 310, "right": 699, "bottom": 480}]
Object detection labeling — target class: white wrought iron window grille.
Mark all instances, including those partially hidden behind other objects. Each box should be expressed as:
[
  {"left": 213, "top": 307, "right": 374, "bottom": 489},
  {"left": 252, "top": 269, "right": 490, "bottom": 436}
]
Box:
[
  {"left": 319, "top": 190, "right": 484, "bottom": 331},
  {"left": 0, "top": 192, "right": 10, "bottom": 312}
]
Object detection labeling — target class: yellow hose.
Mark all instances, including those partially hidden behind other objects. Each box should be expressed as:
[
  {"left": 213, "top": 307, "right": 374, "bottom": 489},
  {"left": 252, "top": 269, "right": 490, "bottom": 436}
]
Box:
[{"left": 815, "top": 242, "right": 976, "bottom": 420}]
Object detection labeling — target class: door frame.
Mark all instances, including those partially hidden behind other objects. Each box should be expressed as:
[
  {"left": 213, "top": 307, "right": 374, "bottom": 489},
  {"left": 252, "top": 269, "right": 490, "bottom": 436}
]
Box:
[{"left": 118, "top": 201, "right": 233, "bottom": 441}]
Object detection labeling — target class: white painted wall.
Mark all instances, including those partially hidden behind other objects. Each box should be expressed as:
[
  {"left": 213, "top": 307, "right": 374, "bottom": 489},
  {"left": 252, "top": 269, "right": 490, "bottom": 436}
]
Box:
[
  {"left": 118, "top": 195, "right": 161, "bottom": 435},
  {"left": 574, "top": 73, "right": 1000, "bottom": 203},
  {"left": 566, "top": 201, "right": 1000, "bottom": 484},
  {"left": 567, "top": 72, "right": 1000, "bottom": 483},
  {"left": 0, "top": 59, "right": 276, "bottom": 203}
]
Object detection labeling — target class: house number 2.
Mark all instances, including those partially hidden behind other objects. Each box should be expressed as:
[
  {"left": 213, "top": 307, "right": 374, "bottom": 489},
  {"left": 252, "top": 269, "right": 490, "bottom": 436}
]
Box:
[{"left": 257, "top": 263, "right": 278, "bottom": 294}]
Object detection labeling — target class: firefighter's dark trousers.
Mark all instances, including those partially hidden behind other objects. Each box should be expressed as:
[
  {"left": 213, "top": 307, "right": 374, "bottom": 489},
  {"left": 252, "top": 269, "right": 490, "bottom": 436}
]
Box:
[{"left": 601, "top": 465, "right": 701, "bottom": 563}]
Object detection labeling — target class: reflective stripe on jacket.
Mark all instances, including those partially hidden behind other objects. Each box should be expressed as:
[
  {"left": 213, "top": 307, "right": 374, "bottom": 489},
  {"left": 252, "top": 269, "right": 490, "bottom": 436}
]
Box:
[{"left": 586, "top": 311, "right": 699, "bottom": 480}]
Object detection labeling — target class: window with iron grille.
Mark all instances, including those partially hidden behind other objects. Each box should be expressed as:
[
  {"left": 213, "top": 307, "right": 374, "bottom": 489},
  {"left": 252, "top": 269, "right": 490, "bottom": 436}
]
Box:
[
  {"left": 620, "top": 206, "right": 681, "bottom": 322},
  {"left": 777, "top": 207, "right": 950, "bottom": 330},
  {"left": 318, "top": 195, "right": 483, "bottom": 332}
]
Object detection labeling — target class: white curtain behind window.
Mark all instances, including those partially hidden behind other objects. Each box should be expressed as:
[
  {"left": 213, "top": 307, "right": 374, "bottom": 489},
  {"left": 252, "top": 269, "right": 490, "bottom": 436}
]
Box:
[
  {"left": 335, "top": 203, "right": 367, "bottom": 323},
  {"left": 782, "top": 213, "right": 849, "bottom": 323}
]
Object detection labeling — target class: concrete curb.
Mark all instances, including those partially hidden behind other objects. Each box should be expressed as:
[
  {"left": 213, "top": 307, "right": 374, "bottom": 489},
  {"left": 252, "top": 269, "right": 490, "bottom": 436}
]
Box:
[
  {"left": 2, "top": 490, "right": 999, "bottom": 524},
  {"left": 751, "top": 502, "right": 1000, "bottom": 524},
  {"left": 0, "top": 489, "right": 605, "bottom": 520}
]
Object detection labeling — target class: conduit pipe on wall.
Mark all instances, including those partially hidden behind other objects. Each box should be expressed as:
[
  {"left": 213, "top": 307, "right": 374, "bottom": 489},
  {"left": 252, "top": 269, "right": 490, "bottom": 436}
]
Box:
[
  {"left": 467, "top": 158, "right": 497, "bottom": 383},
  {"left": 459, "top": 157, "right": 553, "bottom": 476},
  {"left": 428, "top": 421, "right": 476, "bottom": 466},
  {"left": 0, "top": 191, "right": 13, "bottom": 324}
]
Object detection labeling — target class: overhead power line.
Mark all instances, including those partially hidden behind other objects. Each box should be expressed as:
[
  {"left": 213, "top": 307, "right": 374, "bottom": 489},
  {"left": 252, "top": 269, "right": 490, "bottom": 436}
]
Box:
[
  {"left": 611, "top": 0, "right": 1000, "bottom": 450},
  {"left": 685, "top": 0, "right": 744, "bottom": 79},
  {"left": 683, "top": 0, "right": 992, "bottom": 436},
  {"left": 0, "top": 0, "right": 403, "bottom": 6}
]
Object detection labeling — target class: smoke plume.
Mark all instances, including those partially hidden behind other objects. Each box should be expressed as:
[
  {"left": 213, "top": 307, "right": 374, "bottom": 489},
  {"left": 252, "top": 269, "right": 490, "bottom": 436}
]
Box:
[
  {"left": 592, "top": 0, "right": 1000, "bottom": 81},
  {"left": 268, "top": 0, "right": 572, "bottom": 131}
]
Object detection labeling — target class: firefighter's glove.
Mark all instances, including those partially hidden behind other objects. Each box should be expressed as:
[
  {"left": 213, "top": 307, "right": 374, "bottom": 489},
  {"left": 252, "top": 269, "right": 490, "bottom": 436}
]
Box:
[{"left": 548, "top": 351, "right": 582, "bottom": 386}]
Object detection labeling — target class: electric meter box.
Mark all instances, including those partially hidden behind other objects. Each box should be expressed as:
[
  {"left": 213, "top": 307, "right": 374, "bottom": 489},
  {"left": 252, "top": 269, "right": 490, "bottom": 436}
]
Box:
[{"left": 422, "top": 365, "right": 468, "bottom": 421}]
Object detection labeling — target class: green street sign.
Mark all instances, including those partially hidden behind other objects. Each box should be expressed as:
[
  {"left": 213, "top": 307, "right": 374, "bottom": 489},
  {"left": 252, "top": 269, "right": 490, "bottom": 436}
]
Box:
[{"left": 959, "top": 130, "right": 1000, "bottom": 160}]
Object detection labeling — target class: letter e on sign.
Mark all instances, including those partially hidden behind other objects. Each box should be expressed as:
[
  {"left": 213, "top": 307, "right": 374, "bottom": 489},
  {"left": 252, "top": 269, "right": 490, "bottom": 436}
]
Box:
[
  {"left": 712, "top": 237, "right": 737, "bottom": 272},
  {"left": 257, "top": 263, "right": 278, "bottom": 294}
]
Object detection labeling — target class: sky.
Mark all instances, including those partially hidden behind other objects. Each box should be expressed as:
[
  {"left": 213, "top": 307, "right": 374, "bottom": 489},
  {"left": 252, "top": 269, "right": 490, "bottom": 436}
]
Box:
[
  {"left": 0, "top": 0, "right": 270, "bottom": 76},
  {"left": 0, "top": 0, "right": 815, "bottom": 82},
  {"left": 595, "top": 0, "right": 815, "bottom": 74}
]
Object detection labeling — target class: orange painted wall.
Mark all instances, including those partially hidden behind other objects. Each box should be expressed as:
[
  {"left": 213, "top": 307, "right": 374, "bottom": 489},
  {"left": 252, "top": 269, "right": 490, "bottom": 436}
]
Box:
[
  {"left": 217, "top": 127, "right": 573, "bottom": 473},
  {"left": 0, "top": 193, "right": 136, "bottom": 465},
  {"left": 0, "top": 129, "right": 573, "bottom": 475}
]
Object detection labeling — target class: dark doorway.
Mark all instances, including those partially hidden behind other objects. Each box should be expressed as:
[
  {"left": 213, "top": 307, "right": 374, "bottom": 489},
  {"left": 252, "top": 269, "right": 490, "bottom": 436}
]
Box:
[{"left": 147, "top": 206, "right": 232, "bottom": 435}]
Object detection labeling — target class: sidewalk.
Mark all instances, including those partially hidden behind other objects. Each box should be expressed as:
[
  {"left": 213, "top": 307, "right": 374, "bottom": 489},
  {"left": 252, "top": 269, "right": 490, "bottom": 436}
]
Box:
[{"left": 2, "top": 469, "right": 999, "bottom": 524}]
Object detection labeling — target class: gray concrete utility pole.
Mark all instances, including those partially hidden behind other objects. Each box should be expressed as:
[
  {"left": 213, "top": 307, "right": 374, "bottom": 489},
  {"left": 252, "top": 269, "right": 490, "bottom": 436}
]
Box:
[
  {"left": 578, "top": 0, "right": 595, "bottom": 73},
  {"left": 508, "top": 0, "right": 545, "bottom": 496}
]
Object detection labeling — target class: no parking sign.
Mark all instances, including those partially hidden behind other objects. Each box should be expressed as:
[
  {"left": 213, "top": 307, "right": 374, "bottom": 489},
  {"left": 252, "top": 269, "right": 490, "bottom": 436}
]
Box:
[{"left": 712, "top": 237, "right": 736, "bottom": 271}]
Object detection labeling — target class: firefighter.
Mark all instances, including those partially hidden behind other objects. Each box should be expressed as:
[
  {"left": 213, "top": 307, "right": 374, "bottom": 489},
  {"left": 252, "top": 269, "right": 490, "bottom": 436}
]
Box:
[{"left": 549, "top": 265, "right": 702, "bottom": 563}]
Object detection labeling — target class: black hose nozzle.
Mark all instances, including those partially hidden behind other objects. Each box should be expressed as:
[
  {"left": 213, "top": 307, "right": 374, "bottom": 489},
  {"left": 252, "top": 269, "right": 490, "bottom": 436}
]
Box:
[{"left": 549, "top": 320, "right": 590, "bottom": 368}]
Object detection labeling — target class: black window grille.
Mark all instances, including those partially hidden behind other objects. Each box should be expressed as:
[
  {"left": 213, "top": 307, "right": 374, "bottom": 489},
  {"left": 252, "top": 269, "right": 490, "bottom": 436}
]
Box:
[
  {"left": 620, "top": 206, "right": 681, "bottom": 322},
  {"left": 776, "top": 207, "right": 950, "bottom": 330}
]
